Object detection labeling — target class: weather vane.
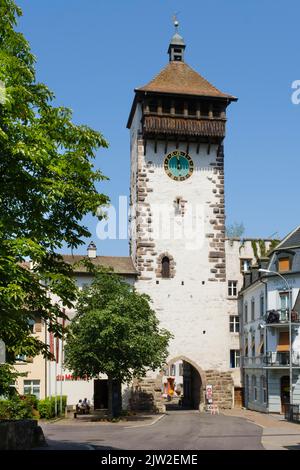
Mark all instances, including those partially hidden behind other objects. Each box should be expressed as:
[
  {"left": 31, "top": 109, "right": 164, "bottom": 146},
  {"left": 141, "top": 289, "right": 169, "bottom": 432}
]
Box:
[{"left": 172, "top": 12, "right": 180, "bottom": 32}]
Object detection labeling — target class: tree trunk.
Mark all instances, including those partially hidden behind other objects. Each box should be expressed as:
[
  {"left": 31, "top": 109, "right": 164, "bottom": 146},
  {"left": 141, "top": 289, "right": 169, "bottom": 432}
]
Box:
[{"left": 107, "top": 376, "right": 122, "bottom": 418}]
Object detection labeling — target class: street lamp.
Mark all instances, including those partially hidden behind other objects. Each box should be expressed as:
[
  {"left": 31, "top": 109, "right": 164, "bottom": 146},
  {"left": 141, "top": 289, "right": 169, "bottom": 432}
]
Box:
[{"left": 259, "top": 268, "right": 293, "bottom": 406}]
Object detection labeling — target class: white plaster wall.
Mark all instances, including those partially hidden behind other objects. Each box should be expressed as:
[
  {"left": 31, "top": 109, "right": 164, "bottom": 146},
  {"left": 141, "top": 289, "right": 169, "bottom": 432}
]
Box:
[
  {"left": 225, "top": 240, "right": 268, "bottom": 386},
  {"left": 131, "top": 103, "right": 229, "bottom": 374}
]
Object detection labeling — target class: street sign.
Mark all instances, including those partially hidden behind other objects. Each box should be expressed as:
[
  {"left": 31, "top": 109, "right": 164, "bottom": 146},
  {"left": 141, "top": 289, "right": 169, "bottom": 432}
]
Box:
[
  {"left": 0, "top": 340, "right": 6, "bottom": 364},
  {"left": 206, "top": 384, "right": 213, "bottom": 403}
]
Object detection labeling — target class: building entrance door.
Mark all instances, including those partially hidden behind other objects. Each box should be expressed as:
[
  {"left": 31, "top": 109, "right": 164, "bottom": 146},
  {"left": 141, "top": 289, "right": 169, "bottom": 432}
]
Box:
[
  {"left": 280, "top": 376, "right": 290, "bottom": 414},
  {"left": 94, "top": 379, "right": 108, "bottom": 410}
]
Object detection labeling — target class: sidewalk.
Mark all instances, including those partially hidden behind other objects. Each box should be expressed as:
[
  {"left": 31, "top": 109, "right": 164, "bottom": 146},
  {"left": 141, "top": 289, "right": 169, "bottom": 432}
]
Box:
[{"left": 222, "top": 408, "right": 300, "bottom": 450}]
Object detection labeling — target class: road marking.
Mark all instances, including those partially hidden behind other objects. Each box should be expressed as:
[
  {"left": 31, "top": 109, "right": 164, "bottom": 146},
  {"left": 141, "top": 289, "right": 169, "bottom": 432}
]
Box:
[{"left": 124, "top": 414, "right": 166, "bottom": 429}]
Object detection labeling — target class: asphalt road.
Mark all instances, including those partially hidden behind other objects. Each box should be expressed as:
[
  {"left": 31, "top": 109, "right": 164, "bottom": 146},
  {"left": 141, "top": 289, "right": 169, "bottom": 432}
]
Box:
[{"left": 38, "top": 410, "right": 264, "bottom": 450}]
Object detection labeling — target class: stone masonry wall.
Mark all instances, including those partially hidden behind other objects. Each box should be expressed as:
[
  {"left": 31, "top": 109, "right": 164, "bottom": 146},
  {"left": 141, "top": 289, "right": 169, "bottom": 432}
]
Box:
[
  {"left": 134, "top": 137, "right": 157, "bottom": 281},
  {"left": 129, "top": 378, "right": 166, "bottom": 413},
  {"left": 205, "top": 369, "right": 233, "bottom": 409},
  {"left": 207, "top": 144, "right": 226, "bottom": 283}
]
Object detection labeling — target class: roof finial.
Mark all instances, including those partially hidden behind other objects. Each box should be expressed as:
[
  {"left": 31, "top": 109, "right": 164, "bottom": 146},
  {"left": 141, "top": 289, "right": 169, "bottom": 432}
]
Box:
[{"left": 173, "top": 13, "right": 180, "bottom": 32}]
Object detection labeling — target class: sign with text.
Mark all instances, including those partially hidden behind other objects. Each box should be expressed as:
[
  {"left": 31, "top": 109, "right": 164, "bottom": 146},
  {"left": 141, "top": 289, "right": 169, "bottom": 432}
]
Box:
[{"left": 206, "top": 384, "right": 213, "bottom": 403}]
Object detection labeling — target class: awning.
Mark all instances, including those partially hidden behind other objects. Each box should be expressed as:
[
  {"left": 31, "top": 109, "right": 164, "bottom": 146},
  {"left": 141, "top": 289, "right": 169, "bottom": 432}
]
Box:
[
  {"left": 277, "top": 332, "right": 290, "bottom": 352},
  {"left": 257, "top": 340, "right": 264, "bottom": 355}
]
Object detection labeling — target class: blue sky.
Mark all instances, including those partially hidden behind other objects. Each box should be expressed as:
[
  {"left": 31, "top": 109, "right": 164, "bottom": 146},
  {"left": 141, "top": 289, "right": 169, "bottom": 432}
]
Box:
[{"left": 17, "top": 0, "right": 300, "bottom": 256}]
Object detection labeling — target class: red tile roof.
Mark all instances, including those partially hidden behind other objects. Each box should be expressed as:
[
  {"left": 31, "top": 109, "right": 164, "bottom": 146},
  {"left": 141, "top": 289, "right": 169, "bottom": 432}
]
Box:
[
  {"left": 137, "top": 61, "right": 237, "bottom": 100},
  {"left": 62, "top": 255, "right": 138, "bottom": 275}
]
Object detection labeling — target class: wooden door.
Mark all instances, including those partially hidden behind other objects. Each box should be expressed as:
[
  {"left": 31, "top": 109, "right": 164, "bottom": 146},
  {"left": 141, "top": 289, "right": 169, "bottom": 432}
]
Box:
[{"left": 234, "top": 387, "right": 243, "bottom": 408}]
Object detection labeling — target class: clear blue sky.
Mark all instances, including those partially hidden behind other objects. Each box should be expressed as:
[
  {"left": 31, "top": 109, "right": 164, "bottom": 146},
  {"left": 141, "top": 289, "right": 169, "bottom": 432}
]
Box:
[{"left": 17, "top": 0, "right": 300, "bottom": 256}]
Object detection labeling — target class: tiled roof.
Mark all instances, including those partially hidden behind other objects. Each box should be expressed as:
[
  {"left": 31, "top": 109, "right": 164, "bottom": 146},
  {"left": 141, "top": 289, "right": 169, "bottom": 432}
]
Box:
[
  {"left": 275, "top": 226, "right": 300, "bottom": 250},
  {"left": 62, "top": 255, "right": 138, "bottom": 275},
  {"left": 137, "top": 61, "right": 237, "bottom": 100}
]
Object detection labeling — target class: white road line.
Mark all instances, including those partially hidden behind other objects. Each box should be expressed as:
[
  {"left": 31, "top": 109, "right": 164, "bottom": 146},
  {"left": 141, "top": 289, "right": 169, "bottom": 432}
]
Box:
[{"left": 124, "top": 413, "right": 166, "bottom": 429}]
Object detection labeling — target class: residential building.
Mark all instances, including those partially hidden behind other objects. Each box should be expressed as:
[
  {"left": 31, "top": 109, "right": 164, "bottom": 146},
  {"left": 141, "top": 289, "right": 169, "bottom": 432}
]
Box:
[{"left": 240, "top": 226, "right": 300, "bottom": 413}]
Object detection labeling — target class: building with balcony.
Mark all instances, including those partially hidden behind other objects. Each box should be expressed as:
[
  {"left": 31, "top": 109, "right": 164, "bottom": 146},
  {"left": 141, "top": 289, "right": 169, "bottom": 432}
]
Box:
[{"left": 240, "top": 226, "right": 300, "bottom": 413}]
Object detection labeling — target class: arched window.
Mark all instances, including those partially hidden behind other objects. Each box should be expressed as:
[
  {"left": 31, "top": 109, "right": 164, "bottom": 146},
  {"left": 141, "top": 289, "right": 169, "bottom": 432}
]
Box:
[{"left": 162, "top": 256, "right": 170, "bottom": 278}]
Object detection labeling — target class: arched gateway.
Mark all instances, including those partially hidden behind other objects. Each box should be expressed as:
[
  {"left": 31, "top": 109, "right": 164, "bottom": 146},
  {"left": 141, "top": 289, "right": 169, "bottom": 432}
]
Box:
[
  {"left": 129, "top": 357, "right": 207, "bottom": 413},
  {"left": 160, "top": 356, "right": 206, "bottom": 411}
]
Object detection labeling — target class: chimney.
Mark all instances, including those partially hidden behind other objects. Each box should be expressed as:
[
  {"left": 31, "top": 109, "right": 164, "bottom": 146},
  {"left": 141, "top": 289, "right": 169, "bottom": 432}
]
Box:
[{"left": 87, "top": 241, "right": 97, "bottom": 258}]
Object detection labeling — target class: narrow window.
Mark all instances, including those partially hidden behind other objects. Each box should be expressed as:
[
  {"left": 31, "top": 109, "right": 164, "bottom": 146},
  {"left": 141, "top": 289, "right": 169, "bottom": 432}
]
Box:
[
  {"left": 244, "top": 302, "right": 248, "bottom": 324},
  {"left": 230, "top": 350, "right": 240, "bottom": 368},
  {"left": 229, "top": 315, "right": 240, "bottom": 333},
  {"left": 252, "top": 375, "right": 257, "bottom": 401},
  {"left": 260, "top": 295, "right": 265, "bottom": 318},
  {"left": 251, "top": 298, "right": 255, "bottom": 321},
  {"left": 161, "top": 257, "right": 170, "bottom": 278},
  {"left": 228, "top": 280, "right": 238, "bottom": 297},
  {"left": 261, "top": 376, "right": 267, "bottom": 404}
]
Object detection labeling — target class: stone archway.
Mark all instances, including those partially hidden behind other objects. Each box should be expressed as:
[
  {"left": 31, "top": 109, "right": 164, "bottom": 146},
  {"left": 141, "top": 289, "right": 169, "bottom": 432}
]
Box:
[{"left": 158, "top": 356, "right": 207, "bottom": 411}]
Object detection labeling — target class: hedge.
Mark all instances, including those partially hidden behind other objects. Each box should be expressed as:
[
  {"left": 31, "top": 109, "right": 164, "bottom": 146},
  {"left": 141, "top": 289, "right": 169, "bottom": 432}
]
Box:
[
  {"left": 0, "top": 395, "right": 67, "bottom": 420},
  {"left": 0, "top": 396, "right": 34, "bottom": 420},
  {"left": 37, "top": 396, "right": 67, "bottom": 419}
]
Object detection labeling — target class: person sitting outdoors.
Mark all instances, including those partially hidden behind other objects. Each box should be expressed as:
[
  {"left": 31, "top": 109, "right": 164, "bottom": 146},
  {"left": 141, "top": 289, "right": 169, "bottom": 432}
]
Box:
[
  {"left": 76, "top": 399, "right": 84, "bottom": 414},
  {"left": 82, "top": 398, "right": 90, "bottom": 414}
]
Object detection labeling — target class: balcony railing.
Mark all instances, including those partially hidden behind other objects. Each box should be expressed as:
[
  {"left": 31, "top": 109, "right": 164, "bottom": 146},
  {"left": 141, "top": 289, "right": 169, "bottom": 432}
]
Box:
[
  {"left": 265, "top": 309, "right": 300, "bottom": 325},
  {"left": 243, "top": 352, "right": 300, "bottom": 368},
  {"left": 243, "top": 356, "right": 264, "bottom": 367}
]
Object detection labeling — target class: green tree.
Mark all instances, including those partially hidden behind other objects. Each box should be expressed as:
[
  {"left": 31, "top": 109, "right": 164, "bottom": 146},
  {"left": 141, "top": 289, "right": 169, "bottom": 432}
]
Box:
[
  {"left": 64, "top": 270, "right": 172, "bottom": 417},
  {"left": 226, "top": 222, "right": 245, "bottom": 239},
  {"left": 0, "top": 0, "right": 109, "bottom": 371}
]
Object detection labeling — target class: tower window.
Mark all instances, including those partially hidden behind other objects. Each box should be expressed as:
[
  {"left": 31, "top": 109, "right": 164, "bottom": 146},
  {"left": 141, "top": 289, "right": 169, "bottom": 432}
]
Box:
[
  {"left": 228, "top": 280, "right": 238, "bottom": 297},
  {"left": 200, "top": 102, "right": 209, "bottom": 117},
  {"left": 188, "top": 101, "right": 197, "bottom": 116},
  {"left": 162, "top": 257, "right": 170, "bottom": 279},
  {"left": 162, "top": 99, "right": 171, "bottom": 114},
  {"left": 175, "top": 101, "right": 184, "bottom": 115},
  {"left": 148, "top": 99, "right": 157, "bottom": 113}
]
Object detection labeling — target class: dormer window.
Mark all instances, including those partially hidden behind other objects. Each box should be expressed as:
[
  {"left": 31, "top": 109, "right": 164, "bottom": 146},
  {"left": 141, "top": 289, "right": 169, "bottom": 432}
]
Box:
[{"left": 276, "top": 251, "right": 294, "bottom": 273}]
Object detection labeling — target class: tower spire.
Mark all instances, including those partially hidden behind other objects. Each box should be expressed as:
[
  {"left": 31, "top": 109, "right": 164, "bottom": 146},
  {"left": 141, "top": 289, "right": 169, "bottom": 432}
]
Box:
[{"left": 168, "top": 15, "right": 186, "bottom": 62}]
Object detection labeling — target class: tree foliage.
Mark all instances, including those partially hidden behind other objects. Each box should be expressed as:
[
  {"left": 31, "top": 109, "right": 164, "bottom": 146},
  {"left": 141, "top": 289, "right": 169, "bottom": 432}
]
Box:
[
  {"left": 0, "top": 1, "right": 109, "bottom": 361},
  {"left": 226, "top": 222, "right": 245, "bottom": 239},
  {"left": 64, "top": 270, "right": 172, "bottom": 383}
]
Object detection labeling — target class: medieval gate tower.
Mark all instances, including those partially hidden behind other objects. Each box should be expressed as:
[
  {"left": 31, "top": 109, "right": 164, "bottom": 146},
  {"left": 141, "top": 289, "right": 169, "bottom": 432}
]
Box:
[{"left": 127, "top": 24, "right": 237, "bottom": 410}]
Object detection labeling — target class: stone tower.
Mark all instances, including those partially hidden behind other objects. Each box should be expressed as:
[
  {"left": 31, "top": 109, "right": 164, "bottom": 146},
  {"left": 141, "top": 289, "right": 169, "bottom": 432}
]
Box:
[{"left": 127, "top": 26, "right": 237, "bottom": 409}]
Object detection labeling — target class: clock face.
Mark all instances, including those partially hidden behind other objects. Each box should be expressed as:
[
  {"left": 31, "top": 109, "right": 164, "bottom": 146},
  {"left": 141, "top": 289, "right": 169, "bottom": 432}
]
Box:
[{"left": 164, "top": 151, "right": 194, "bottom": 181}]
